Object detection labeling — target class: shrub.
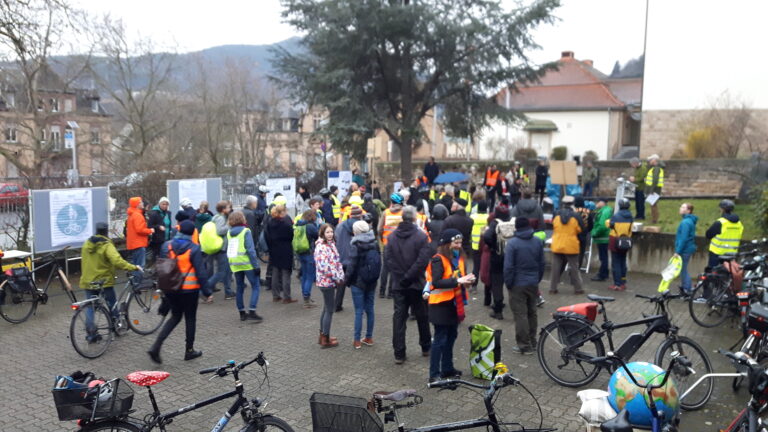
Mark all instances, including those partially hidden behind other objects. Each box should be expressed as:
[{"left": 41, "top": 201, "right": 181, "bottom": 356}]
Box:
[
  {"left": 583, "top": 150, "right": 599, "bottom": 163},
  {"left": 513, "top": 147, "right": 538, "bottom": 163},
  {"left": 551, "top": 146, "right": 568, "bottom": 161},
  {"left": 684, "top": 127, "right": 722, "bottom": 158},
  {"left": 752, "top": 181, "right": 768, "bottom": 235}
]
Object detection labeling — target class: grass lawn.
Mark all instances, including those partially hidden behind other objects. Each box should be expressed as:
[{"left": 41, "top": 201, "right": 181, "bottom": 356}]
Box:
[{"left": 617, "top": 198, "right": 762, "bottom": 239}]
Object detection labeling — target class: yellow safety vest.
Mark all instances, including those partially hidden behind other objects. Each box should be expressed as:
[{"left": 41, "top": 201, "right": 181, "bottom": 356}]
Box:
[
  {"left": 429, "top": 190, "right": 437, "bottom": 201},
  {"left": 470, "top": 213, "right": 488, "bottom": 251},
  {"left": 709, "top": 217, "right": 744, "bottom": 255},
  {"left": 459, "top": 190, "right": 471, "bottom": 203},
  {"left": 226, "top": 228, "right": 255, "bottom": 272},
  {"left": 330, "top": 194, "right": 341, "bottom": 220},
  {"left": 381, "top": 208, "right": 403, "bottom": 245},
  {"left": 645, "top": 167, "right": 664, "bottom": 188}
]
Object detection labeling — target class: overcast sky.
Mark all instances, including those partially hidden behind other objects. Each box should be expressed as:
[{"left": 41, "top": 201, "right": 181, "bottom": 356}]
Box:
[{"left": 72, "top": 0, "right": 647, "bottom": 74}]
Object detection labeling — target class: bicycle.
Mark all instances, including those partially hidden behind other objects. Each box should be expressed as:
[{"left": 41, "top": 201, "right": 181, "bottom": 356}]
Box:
[
  {"left": 536, "top": 291, "right": 714, "bottom": 410},
  {"left": 68, "top": 274, "right": 165, "bottom": 359},
  {"left": 311, "top": 363, "right": 556, "bottom": 432},
  {"left": 0, "top": 247, "right": 76, "bottom": 323},
  {"left": 598, "top": 352, "right": 693, "bottom": 432},
  {"left": 62, "top": 352, "right": 294, "bottom": 432}
]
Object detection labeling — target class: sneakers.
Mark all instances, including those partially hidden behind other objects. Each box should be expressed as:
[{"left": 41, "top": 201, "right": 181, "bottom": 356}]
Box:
[
  {"left": 361, "top": 338, "right": 374, "bottom": 346},
  {"left": 693, "top": 297, "right": 708, "bottom": 304},
  {"left": 536, "top": 296, "right": 546, "bottom": 307},
  {"left": 353, "top": 340, "right": 362, "bottom": 349},
  {"left": 608, "top": 285, "right": 626, "bottom": 291},
  {"left": 224, "top": 293, "right": 235, "bottom": 300},
  {"left": 440, "top": 369, "right": 463, "bottom": 379},
  {"left": 247, "top": 311, "right": 263, "bottom": 323},
  {"left": 303, "top": 298, "right": 317, "bottom": 309},
  {"left": 511, "top": 346, "right": 534, "bottom": 355},
  {"left": 184, "top": 349, "right": 203, "bottom": 361},
  {"left": 395, "top": 357, "right": 406, "bottom": 364}
]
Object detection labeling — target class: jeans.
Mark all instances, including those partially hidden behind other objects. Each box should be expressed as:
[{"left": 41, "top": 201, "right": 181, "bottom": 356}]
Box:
[
  {"left": 509, "top": 285, "right": 538, "bottom": 350},
  {"left": 550, "top": 253, "right": 583, "bottom": 293},
  {"left": 130, "top": 247, "right": 146, "bottom": 284},
  {"left": 583, "top": 182, "right": 594, "bottom": 198},
  {"left": 351, "top": 286, "right": 375, "bottom": 341},
  {"left": 85, "top": 287, "right": 117, "bottom": 331},
  {"left": 206, "top": 251, "right": 233, "bottom": 296},
  {"left": 150, "top": 290, "right": 199, "bottom": 352},
  {"left": 234, "top": 269, "right": 260, "bottom": 312},
  {"left": 319, "top": 286, "right": 336, "bottom": 335},
  {"left": 680, "top": 253, "right": 693, "bottom": 293},
  {"left": 299, "top": 253, "right": 316, "bottom": 299},
  {"left": 429, "top": 324, "right": 458, "bottom": 379},
  {"left": 272, "top": 267, "right": 292, "bottom": 300},
  {"left": 635, "top": 189, "right": 646, "bottom": 219},
  {"left": 596, "top": 243, "right": 609, "bottom": 279},
  {"left": 392, "top": 289, "right": 431, "bottom": 359},
  {"left": 611, "top": 252, "right": 628, "bottom": 286}
]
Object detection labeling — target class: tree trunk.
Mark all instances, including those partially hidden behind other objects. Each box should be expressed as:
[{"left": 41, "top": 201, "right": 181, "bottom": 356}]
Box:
[{"left": 399, "top": 137, "right": 413, "bottom": 182}]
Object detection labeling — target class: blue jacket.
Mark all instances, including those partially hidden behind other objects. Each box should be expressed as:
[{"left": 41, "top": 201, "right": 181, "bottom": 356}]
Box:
[
  {"left": 503, "top": 227, "right": 545, "bottom": 288},
  {"left": 334, "top": 218, "right": 356, "bottom": 265},
  {"left": 322, "top": 198, "right": 336, "bottom": 225},
  {"left": 228, "top": 225, "right": 261, "bottom": 271},
  {"left": 675, "top": 214, "right": 698, "bottom": 255},
  {"left": 161, "top": 235, "right": 210, "bottom": 291}
]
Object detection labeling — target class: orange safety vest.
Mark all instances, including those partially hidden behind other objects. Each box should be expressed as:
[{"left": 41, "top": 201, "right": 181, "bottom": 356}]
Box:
[
  {"left": 425, "top": 254, "right": 466, "bottom": 320},
  {"left": 167, "top": 243, "right": 200, "bottom": 290},
  {"left": 381, "top": 208, "right": 403, "bottom": 245},
  {"left": 485, "top": 169, "right": 499, "bottom": 187},
  {"left": 416, "top": 213, "right": 431, "bottom": 242},
  {"left": 416, "top": 175, "right": 428, "bottom": 186},
  {"left": 175, "top": 225, "right": 200, "bottom": 245}
]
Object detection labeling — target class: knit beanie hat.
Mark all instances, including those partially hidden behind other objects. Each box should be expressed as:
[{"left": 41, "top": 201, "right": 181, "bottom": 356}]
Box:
[
  {"left": 179, "top": 220, "right": 195, "bottom": 235},
  {"left": 350, "top": 205, "right": 363, "bottom": 219},
  {"left": 353, "top": 220, "right": 370, "bottom": 235},
  {"left": 439, "top": 228, "right": 462, "bottom": 245}
]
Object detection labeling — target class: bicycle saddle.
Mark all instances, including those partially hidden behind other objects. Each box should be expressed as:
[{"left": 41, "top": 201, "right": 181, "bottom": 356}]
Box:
[
  {"left": 126, "top": 371, "right": 170, "bottom": 387},
  {"left": 600, "top": 408, "right": 632, "bottom": 432},
  {"left": 373, "top": 389, "right": 417, "bottom": 401},
  {"left": 587, "top": 294, "right": 615, "bottom": 303}
]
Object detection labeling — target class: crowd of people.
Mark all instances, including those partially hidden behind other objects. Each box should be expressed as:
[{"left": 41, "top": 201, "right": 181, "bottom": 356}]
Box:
[{"left": 76, "top": 154, "right": 744, "bottom": 382}]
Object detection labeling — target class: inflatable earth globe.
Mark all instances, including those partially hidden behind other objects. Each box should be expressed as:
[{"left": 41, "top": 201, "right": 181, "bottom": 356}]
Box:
[{"left": 607, "top": 361, "right": 680, "bottom": 427}]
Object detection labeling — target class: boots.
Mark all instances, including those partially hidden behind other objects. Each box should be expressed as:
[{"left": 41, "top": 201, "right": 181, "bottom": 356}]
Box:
[
  {"left": 184, "top": 348, "right": 203, "bottom": 361},
  {"left": 147, "top": 347, "right": 162, "bottom": 364},
  {"left": 239, "top": 311, "right": 247, "bottom": 321},
  {"left": 247, "top": 311, "right": 263, "bottom": 323},
  {"left": 320, "top": 333, "right": 338, "bottom": 348}
]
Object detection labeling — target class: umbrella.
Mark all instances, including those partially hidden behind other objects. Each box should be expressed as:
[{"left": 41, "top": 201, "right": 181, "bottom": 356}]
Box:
[{"left": 433, "top": 172, "right": 469, "bottom": 184}]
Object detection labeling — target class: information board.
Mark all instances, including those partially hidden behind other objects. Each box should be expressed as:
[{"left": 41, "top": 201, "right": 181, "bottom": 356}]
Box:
[
  {"left": 327, "top": 170, "right": 352, "bottom": 200},
  {"left": 31, "top": 187, "right": 109, "bottom": 253},
  {"left": 266, "top": 177, "right": 297, "bottom": 209},
  {"left": 167, "top": 178, "right": 222, "bottom": 218}
]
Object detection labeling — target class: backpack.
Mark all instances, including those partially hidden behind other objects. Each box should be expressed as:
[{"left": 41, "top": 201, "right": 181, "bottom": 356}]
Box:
[
  {"left": 156, "top": 244, "right": 185, "bottom": 294},
  {"left": 469, "top": 324, "right": 502, "bottom": 380},
  {"left": 495, "top": 219, "right": 517, "bottom": 255},
  {"left": 358, "top": 246, "right": 381, "bottom": 285},
  {"left": 292, "top": 224, "right": 310, "bottom": 254},
  {"left": 616, "top": 235, "right": 633, "bottom": 252},
  {"left": 199, "top": 221, "right": 224, "bottom": 255}
]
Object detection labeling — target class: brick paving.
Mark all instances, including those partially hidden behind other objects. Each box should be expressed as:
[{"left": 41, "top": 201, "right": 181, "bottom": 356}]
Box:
[{"left": 0, "top": 267, "right": 750, "bottom": 431}]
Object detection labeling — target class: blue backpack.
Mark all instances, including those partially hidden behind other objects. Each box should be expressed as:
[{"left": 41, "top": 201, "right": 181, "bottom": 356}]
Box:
[{"left": 359, "top": 247, "right": 382, "bottom": 285}]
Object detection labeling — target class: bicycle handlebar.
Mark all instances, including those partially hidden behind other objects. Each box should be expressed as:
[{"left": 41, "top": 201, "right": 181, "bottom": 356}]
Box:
[
  {"left": 199, "top": 352, "right": 267, "bottom": 376},
  {"left": 427, "top": 373, "right": 518, "bottom": 390},
  {"left": 719, "top": 349, "right": 759, "bottom": 369},
  {"left": 635, "top": 292, "right": 681, "bottom": 302}
]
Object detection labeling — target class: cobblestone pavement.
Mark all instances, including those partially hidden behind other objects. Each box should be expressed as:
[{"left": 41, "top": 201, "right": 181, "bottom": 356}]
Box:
[{"left": 0, "top": 267, "right": 751, "bottom": 431}]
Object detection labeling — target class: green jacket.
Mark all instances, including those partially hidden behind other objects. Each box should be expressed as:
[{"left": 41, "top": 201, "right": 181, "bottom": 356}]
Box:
[
  {"left": 80, "top": 235, "right": 137, "bottom": 290},
  {"left": 591, "top": 205, "right": 613, "bottom": 244},
  {"left": 582, "top": 166, "right": 598, "bottom": 185},
  {"left": 633, "top": 163, "right": 648, "bottom": 188}
]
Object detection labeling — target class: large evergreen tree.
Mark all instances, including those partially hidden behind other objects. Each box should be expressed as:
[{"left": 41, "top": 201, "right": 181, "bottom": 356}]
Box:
[{"left": 272, "top": 0, "right": 560, "bottom": 180}]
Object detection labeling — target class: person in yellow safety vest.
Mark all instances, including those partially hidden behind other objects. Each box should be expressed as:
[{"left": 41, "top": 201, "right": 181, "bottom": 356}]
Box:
[
  {"left": 458, "top": 188, "right": 471, "bottom": 205},
  {"left": 341, "top": 195, "right": 367, "bottom": 222},
  {"left": 377, "top": 193, "right": 404, "bottom": 298},
  {"left": 416, "top": 209, "right": 431, "bottom": 241},
  {"left": 425, "top": 228, "right": 475, "bottom": 382},
  {"left": 644, "top": 154, "right": 664, "bottom": 224},
  {"left": 429, "top": 186, "right": 438, "bottom": 202},
  {"left": 512, "top": 161, "right": 529, "bottom": 184},
  {"left": 329, "top": 185, "right": 342, "bottom": 223},
  {"left": 147, "top": 220, "right": 210, "bottom": 364},
  {"left": 225, "top": 210, "right": 264, "bottom": 322},
  {"left": 469, "top": 201, "right": 489, "bottom": 293},
  {"left": 705, "top": 199, "right": 743, "bottom": 270}
]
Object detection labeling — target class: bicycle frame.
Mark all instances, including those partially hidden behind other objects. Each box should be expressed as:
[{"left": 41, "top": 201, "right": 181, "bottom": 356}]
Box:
[{"left": 140, "top": 384, "right": 249, "bottom": 432}]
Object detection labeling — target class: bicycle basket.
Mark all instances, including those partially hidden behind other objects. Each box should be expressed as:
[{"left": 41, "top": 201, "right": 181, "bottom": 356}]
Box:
[
  {"left": 310, "top": 393, "right": 383, "bottom": 432},
  {"left": 53, "top": 378, "right": 134, "bottom": 421}
]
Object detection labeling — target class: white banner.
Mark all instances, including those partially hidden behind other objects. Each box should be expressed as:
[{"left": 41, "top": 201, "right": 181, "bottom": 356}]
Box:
[
  {"left": 50, "top": 189, "right": 93, "bottom": 247},
  {"left": 178, "top": 179, "right": 208, "bottom": 209},
  {"left": 266, "top": 178, "right": 297, "bottom": 209},
  {"left": 327, "top": 170, "right": 352, "bottom": 200}
]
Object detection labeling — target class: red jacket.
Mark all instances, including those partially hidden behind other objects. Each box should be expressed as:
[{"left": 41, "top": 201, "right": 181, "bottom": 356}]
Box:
[{"left": 126, "top": 197, "right": 152, "bottom": 250}]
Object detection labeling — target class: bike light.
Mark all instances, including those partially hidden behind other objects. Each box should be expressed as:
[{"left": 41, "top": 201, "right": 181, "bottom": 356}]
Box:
[
  {"left": 133, "top": 319, "right": 139, "bottom": 325},
  {"left": 71, "top": 305, "right": 79, "bottom": 310},
  {"left": 750, "top": 330, "right": 763, "bottom": 338}
]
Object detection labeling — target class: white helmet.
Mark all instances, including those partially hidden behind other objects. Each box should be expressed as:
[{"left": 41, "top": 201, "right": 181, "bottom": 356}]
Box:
[{"left": 258, "top": 185, "right": 268, "bottom": 194}]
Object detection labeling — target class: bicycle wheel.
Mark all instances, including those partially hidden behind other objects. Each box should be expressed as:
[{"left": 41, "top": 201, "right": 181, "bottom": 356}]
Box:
[
  {"left": 0, "top": 280, "right": 36, "bottom": 324},
  {"left": 688, "top": 279, "right": 733, "bottom": 328},
  {"left": 537, "top": 319, "right": 605, "bottom": 387},
  {"left": 126, "top": 286, "right": 165, "bottom": 335},
  {"left": 79, "top": 420, "right": 141, "bottom": 431},
  {"left": 243, "top": 415, "right": 296, "bottom": 432},
  {"left": 654, "top": 336, "right": 714, "bottom": 411},
  {"left": 70, "top": 304, "right": 114, "bottom": 359}
]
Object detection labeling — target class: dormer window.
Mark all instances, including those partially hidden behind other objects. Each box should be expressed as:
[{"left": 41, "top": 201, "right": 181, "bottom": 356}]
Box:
[
  {"left": 50, "top": 98, "right": 59, "bottom": 112},
  {"left": 91, "top": 99, "right": 99, "bottom": 113}
]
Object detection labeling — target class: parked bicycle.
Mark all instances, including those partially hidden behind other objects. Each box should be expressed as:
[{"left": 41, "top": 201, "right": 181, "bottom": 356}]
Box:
[
  {"left": 310, "top": 363, "right": 556, "bottom": 432},
  {"left": 0, "top": 247, "right": 76, "bottom": 323},
  {"left": 56, "top": 352, "right": 294, "bottom": 432},
  {"left": 537, "top": 291, "right": 714, "bottom": 410},
  {"left": 68, "top": 273, "right": 165, "bottom": 359}
]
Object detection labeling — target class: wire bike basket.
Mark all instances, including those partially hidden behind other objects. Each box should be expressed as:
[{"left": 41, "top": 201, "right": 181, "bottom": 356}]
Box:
[
  {"left": 53, "top": 378, "right": 134, "bottom": 421},
  {"left": 310, "top": 392, "right": 384, "bottom": 432}
]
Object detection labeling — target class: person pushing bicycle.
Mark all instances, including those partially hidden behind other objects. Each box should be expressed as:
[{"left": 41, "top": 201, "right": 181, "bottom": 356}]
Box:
[{"left": 80, "top": 222, "right": 142, "bottom": 337}]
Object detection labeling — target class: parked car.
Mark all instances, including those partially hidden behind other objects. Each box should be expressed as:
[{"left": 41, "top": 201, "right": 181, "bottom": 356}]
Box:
[{"left": 0, "top": 183, "right": 29, "bottom": 207}]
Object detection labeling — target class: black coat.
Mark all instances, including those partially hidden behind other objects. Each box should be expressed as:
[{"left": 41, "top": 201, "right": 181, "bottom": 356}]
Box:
[
  {"left": 428, "top": 254, "right": 460, "bottom": 326},
  {"left": 424, "top": 162, "right": 440, "bottom": 184},
  {"left": 265, "top": 215, "right": 294, "bottom": 270},
  {"left": 443, "top": 209, "right": 474, "bottom": 254},
  {"left": 384, "top": 222, "right": 432, "bottom": 291},
  {"left": 147, "top": 208, "right": 171, "bottom": 245}
]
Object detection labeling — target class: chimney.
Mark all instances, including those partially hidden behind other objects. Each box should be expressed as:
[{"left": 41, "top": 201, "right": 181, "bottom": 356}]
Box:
[
  {"left": 561, "top": 51, "right": 574, "bottom": 60},
  {"left": 582, "top": 59, "right": 593, "bottom": 67}
]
